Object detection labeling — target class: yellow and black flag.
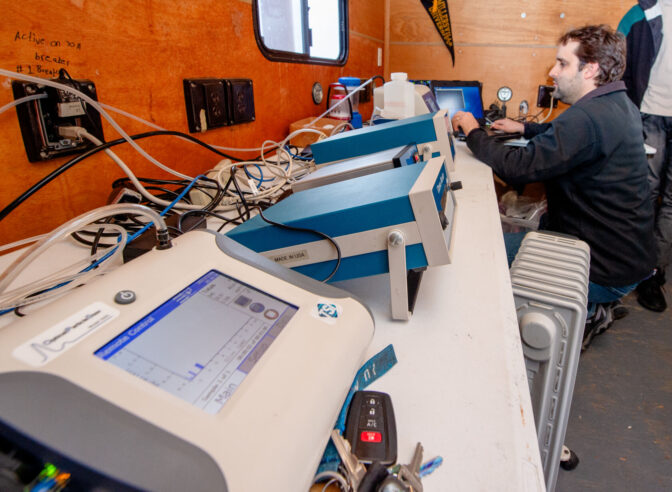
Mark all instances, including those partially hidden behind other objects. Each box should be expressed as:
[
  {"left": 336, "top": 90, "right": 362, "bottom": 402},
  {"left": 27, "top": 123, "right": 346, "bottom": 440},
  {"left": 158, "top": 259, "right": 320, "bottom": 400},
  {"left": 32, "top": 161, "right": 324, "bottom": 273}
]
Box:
[{"left": 420, "top": 0, "right": 455, "bottom": 66}]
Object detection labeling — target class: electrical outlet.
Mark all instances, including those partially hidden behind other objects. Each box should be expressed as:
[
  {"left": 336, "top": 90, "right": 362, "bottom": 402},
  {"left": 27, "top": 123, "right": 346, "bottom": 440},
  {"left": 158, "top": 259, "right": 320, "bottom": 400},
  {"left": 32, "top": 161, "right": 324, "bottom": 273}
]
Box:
[
  {"left": 184, "top": 78, "right": 224, "bottom": 133},
  {"left": 225, "top": 79, "right": 255, "bottom": 125},
  {"left": 537, "top": 85, "right": 558, "bottom": 108},
  {"left": 12, "top": 77, "right": 104, "bottom": 162},
  {"left": 183, "top": 78, "right": 255, "bottom": 133},
  {"left": 203, "top": 80, "right": 228, "bottom": 127}
]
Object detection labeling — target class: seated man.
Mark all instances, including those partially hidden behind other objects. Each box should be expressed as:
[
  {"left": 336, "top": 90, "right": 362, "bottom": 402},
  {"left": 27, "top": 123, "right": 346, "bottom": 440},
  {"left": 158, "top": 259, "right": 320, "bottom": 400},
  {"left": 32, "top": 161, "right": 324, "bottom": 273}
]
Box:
[{"left": 452, "top": 25, "right": 656, "bottom": 350}]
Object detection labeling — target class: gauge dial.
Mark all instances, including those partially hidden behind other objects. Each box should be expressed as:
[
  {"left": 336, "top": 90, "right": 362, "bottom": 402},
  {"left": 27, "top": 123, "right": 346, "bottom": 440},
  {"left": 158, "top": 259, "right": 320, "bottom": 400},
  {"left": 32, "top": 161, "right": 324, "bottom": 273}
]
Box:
[
  {"left": 497, "top": 86, "right": 513, "bottom": 102},
  {"left": 312, "top": 82, "right": 324, "bottom": 105}
]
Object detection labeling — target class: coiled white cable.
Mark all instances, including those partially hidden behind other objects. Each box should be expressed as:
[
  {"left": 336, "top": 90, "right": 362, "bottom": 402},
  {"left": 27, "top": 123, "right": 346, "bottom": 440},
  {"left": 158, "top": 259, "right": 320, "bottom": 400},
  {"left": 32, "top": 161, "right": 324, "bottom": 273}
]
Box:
[
  {"left": 0, "top": 204, "right": 167, "bottom": 311},
  {"left": 0, "top": 224, "right": 127, "bottom": 310}
]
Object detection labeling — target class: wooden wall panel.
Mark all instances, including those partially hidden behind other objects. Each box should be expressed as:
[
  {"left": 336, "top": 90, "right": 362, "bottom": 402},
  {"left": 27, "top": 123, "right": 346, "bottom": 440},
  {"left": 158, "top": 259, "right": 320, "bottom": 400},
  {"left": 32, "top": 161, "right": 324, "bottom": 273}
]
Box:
[
  {"left": 388, "top": 0, "right": 633, "bottom": 124},
  {"left": 0, "top": 0, "right": 384, "bottom": 244},
  {"left": 351, "top": 0, "right": 385, "bottom": 42},
  {"left": 391, "top": 0, "right": 633, "bottom": 45}
]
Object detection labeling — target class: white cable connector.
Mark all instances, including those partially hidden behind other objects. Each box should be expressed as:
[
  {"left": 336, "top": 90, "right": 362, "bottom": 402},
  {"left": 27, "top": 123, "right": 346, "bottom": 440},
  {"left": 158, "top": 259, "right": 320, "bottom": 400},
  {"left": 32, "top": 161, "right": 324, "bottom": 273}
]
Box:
[{"left": 57, "top": 125, "right": 86, "bottom": 140}]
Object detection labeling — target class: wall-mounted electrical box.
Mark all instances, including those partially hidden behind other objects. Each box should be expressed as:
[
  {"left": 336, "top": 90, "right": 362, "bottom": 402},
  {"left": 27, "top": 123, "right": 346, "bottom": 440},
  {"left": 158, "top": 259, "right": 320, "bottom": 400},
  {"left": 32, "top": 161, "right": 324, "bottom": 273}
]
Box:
[
  {"left": 183, "top": 78, "right": 255, "bottom": 133},
  {"left": 12, "top": 77, "right": 104, "bottom": 162},
  {"left": 537, "top": 85, "right": 558, "bottom": 109}
]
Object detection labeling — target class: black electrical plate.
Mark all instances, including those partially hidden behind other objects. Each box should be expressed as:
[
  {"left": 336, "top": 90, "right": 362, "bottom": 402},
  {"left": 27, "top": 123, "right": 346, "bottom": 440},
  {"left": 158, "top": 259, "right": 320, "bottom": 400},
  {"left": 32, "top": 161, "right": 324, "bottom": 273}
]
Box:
[
  {"left": 203, "top": 80, "right": 228, "bottom": 127},
  {"left": 183, "top": 78, "right": 255, "bottom": 133},
  {"left": 537, "top": 85, "right": 558, "bottom": 108},
  {"left": 184, "top": 78, "right": 215, "bottom": 133},
  {"left": 225, "top": 79, "right": 255, "bottom": 125},
  {"left": 12, "top": 78, "right": 104, "bottom": 162}
]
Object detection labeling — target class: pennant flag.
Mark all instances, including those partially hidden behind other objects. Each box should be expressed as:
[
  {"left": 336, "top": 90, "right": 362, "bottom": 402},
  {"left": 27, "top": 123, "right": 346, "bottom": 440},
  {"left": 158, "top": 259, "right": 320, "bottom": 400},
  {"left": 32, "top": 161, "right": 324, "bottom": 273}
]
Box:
[{"left": 420, "top": 0, "right": 455, "bottom": 66}]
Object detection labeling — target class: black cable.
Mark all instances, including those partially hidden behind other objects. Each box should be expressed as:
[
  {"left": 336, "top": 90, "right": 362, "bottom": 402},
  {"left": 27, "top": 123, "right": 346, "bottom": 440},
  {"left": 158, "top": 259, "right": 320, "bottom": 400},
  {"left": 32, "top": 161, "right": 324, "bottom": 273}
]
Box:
[
  {"left": 0, "top": 130, "right": 247, "bottom": 222},
  {"left": 111, "top": 176, "right": 218, "bottom": 190},
  {"left": 371, "top": 75, "right": 386, "bottom": 86},
  {"left": 255, "top": 207, "right": 342, "bottom": 283},
  {"left": 166, "top": 226, "right": 183, "bottom": 236},
  {"left": 110, "top": 177, "right": 222, "bottom": 207},
  {"left": 70, "top": 232, "right": 118, "bottom": 249},
  {"left": 228, "top": 168, "right": 253, "bottom": 221},
  {"left": 58, "top": 68, "right": 74, "bottom": 81},
  {"left": 90, "top": 217, "right": 114, "bottom": 256},
  {"left": 198, "top": 176, "right": 226, "bottom": 212},
  {"left": 140, "top": 185, "right": 188, "bottom": 201},
  {"left": 177, "top": 209, "right": 246, "bottom": 234},
  {"left": 124, "top": 214, "right": 155, "bottom": 228},
  {"left": 173, "top": 168, "right": 252, "bottom": 234}
]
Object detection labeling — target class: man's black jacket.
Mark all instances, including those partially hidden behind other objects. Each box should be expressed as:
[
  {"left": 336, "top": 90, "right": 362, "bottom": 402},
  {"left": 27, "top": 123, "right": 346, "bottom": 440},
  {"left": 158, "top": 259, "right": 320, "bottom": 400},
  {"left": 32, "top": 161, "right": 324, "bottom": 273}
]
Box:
[{"left": 466, "top": 81, "right": 656, "bottom": 286}]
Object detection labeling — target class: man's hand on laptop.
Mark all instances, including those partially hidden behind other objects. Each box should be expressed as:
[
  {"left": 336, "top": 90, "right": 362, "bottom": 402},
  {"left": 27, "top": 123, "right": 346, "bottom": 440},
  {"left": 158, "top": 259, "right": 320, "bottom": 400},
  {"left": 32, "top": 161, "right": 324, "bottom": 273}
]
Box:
[
  {"left": 452, "top": 111, "right": 479, "bottom": 136},
  {"left": 491, "top": 118, "right": 525, "bottom": 134}
]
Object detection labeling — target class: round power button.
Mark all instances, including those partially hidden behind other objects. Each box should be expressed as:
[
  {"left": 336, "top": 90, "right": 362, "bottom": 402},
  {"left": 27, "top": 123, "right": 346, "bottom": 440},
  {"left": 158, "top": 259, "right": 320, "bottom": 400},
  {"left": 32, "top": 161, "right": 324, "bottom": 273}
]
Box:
[{"left": 114, "top": 290, "right": 136, "bottom": 305}]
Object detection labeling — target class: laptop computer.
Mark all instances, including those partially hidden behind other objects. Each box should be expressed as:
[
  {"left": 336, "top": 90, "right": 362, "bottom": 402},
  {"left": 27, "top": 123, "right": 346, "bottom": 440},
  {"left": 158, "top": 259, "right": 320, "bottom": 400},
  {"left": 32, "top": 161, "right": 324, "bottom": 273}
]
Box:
[
  {"left": 431, "top": 80, "right": 520, "bottom": 140},
  {"left": 432, "top": 80, "right": 486, "bottom": 122}
]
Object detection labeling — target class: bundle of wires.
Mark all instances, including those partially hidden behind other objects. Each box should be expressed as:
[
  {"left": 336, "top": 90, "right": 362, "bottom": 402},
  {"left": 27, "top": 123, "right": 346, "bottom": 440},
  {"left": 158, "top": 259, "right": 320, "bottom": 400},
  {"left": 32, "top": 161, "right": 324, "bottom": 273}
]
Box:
[
  {"left": 0, "top": 68, "right": 334, "bottom": 223},
  {"left": 0, "top": 68, "right": 367, "bottom": 311},
  {"left": 0, "top": 69, "right": 382, "bottom": 225},
  {"left": 0, "top": 203, "right": 169, "bottom": 315}
]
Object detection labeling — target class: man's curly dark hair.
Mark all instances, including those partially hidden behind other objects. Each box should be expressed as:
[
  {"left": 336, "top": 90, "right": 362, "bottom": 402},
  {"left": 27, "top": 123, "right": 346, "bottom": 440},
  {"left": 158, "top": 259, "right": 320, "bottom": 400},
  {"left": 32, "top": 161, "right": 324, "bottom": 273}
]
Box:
[{"left": 558, "top": 25, "right": 626, "bottom": 86}]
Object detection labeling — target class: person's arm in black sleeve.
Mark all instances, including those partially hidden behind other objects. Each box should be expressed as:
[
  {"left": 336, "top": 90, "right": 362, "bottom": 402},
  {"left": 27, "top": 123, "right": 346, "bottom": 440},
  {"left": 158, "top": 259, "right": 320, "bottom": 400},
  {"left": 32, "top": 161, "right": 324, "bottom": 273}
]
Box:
[
  {"left": 523, "top": 122, "right": 552, "bottom": 139},
  {"left": 465, "top": 108, "right": 598, "bottom": 186}
]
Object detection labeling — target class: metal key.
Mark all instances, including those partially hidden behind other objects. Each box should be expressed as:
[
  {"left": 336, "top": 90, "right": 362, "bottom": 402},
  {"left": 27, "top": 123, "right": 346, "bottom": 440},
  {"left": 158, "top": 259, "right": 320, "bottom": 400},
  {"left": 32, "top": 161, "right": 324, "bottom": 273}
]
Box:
[
  {"left": 331, "top": 429, "right": 366, "bottom": 491},
  {"left": 397, "top": 442, "right": 423, "bottom": 492},
  {"left": 377, "top": 473, "right": 411, "bottom": 492}
]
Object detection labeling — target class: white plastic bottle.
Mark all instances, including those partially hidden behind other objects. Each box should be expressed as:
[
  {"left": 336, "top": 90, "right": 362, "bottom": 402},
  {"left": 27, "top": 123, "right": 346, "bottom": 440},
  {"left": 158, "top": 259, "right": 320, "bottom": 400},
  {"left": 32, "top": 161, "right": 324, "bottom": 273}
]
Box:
[{"left": 383, "top": 72, "right": 415, "bottom": 119}]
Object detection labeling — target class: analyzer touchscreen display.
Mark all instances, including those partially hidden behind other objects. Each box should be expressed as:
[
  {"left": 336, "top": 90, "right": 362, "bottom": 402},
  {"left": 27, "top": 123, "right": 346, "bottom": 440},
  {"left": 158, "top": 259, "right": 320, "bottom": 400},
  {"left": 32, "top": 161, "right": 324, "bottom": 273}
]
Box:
[{"left": 94, "top": 269, "right": 298, "bottom": 414}]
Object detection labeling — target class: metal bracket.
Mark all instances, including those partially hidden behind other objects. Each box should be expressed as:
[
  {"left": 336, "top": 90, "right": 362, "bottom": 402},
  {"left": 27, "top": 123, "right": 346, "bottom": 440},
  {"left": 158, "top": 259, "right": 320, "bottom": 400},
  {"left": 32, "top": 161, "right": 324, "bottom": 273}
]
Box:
[{"left": 388, "top": 230, "right": 410, "bottom": 321}]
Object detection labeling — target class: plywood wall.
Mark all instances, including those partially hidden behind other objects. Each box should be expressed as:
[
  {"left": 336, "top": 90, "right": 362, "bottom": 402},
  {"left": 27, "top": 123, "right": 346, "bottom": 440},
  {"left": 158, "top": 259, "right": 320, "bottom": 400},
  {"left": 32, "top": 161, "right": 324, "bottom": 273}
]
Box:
[
  {"left": 388, "top": 0, "right": 634, "bottom": 121},
  {"left": 0, "top": 0, "right": 385, "bottom": 244}
]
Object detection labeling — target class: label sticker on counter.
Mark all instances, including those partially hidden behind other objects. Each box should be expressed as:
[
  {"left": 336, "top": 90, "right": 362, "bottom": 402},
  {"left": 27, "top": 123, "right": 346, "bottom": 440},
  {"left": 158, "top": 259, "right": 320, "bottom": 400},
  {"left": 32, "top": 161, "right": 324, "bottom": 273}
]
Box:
[{"left": 13, "top": 302, "right": 119, "bottom": 367}]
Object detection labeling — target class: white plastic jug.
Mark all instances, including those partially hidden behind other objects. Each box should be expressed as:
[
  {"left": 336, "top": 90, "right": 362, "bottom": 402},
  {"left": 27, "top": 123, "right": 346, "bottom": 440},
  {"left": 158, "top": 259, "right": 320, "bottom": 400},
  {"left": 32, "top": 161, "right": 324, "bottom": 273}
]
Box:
[{"left": 383, "top": 72, "right": 415, "bottom": 119}]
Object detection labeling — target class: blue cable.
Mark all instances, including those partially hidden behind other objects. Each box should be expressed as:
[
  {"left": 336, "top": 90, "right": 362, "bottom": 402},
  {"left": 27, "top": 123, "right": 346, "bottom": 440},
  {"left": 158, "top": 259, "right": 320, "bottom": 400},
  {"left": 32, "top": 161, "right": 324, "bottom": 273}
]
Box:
[
  {"left": 244, "top": 147, "right": 297, "bottom": 184},
  {"left": 0, "top": 175, "right": 206, "bottom": 317},
  {"left": 243, "top": 164, "right": 266, "bottom": 185},
  {"left": 80, "top": 173, "right": 206, "bottom": 271}
]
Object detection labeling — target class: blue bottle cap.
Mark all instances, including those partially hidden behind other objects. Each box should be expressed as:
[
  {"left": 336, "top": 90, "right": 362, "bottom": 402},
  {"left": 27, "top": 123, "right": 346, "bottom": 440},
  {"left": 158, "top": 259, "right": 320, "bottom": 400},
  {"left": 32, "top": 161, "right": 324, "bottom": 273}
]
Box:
[{"left": 338, "top": 77, "right": 360, "bottom": 87}]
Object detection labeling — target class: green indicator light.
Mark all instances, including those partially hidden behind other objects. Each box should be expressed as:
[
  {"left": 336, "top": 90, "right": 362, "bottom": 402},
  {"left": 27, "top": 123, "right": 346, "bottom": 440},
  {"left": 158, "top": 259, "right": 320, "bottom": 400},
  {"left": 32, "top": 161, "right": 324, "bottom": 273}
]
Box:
[{"left": 43, "top": 463, "right": 58, "bottom": 478}]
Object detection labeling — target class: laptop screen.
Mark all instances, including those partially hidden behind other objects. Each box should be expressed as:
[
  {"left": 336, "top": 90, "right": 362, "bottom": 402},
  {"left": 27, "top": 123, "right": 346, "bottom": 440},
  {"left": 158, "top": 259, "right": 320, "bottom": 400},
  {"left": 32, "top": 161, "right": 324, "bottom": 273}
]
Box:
[{"left": 432, "top": 81, "right": 485, "bottom": 120}]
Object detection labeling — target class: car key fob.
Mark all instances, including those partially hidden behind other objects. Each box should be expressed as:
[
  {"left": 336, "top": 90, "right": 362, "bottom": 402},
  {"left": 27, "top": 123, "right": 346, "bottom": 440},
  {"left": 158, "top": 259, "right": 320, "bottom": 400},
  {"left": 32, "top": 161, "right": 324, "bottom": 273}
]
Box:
[{"left": 345, "top": 390, "right": 397, "bottom": 465}]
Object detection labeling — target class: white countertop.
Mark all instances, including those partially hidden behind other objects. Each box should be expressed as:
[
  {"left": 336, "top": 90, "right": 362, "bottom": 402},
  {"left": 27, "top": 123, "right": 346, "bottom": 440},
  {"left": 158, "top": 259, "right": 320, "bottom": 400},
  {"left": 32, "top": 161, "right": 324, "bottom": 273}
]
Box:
[
  {"left": 334, "top": 143, "right": 545, "bottom": 490},
  {"left": 0, "top": 143, "right": 545, "bottom": 491}
]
